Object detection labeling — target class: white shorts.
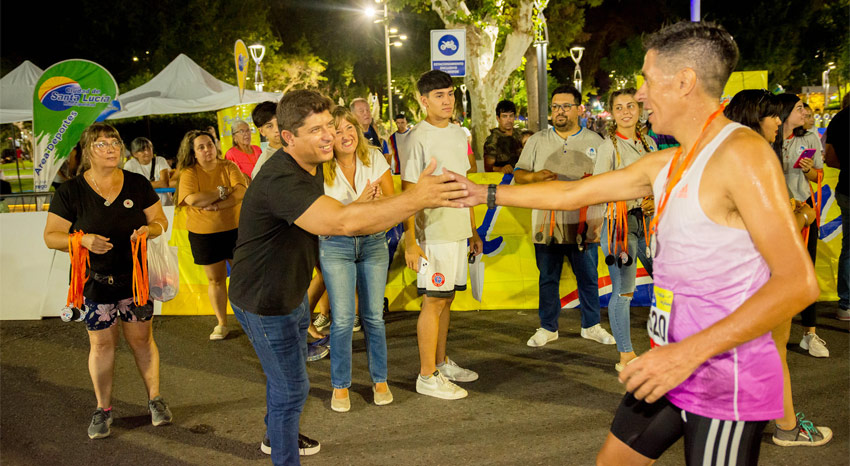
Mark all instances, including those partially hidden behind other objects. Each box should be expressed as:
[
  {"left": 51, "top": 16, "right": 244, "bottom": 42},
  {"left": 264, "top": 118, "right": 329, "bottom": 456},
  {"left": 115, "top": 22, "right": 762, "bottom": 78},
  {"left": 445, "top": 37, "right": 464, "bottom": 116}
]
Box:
[{"left": 416, "top": 239, "right": 468, "bottom": 298}]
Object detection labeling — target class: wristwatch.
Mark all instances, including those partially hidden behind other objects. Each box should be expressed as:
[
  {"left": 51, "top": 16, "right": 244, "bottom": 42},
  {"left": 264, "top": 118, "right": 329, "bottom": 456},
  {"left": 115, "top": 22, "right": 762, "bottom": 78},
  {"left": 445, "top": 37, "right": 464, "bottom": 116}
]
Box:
[
  {"left": 217, "top": 185, "right": 228, "bottom": 200},
  {"left": 487, "top": 184, "right": 498, "bottom": 210}
]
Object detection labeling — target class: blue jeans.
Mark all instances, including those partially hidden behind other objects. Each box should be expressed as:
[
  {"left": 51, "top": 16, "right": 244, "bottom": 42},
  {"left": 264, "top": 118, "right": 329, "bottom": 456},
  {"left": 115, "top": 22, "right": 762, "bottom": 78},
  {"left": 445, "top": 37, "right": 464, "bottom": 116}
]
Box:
[
  {"left": 232, "top": 295, "right": 310, "bottom": 466},
  {"left": 601, "top": 212, "right": 654, "bottom": 353},
  {"left": 319, "top": 233, "right": 389, "bottom": 389},
  {"left": 534, "top": 242, "right": 601, "bottom": 332},
  {"left": 837, "top": 193, "right": 849, "bottom": 309}
]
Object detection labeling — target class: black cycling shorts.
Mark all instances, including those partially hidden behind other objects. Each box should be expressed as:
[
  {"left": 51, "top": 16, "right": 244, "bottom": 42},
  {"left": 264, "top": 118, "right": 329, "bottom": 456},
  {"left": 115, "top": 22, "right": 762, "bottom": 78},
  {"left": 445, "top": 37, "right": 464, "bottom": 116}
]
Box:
[{"left": 610, "top": 393, "right": 767, "bottom": 465}]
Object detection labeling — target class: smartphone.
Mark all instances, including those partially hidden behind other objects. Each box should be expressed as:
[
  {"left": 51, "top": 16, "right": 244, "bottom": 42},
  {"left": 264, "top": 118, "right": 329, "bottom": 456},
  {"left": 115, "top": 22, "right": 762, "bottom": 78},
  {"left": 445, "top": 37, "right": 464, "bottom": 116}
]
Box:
[{"left": 793, "top": 149, "right": 816, "bottom": 169}]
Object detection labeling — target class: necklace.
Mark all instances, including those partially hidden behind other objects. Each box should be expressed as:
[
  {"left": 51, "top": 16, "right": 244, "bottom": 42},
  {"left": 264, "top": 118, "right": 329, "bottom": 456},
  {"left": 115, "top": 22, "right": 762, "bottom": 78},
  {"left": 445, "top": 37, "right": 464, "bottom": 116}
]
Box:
[{"left": 88, "top": 172, "right": 117, "bottom": 206}]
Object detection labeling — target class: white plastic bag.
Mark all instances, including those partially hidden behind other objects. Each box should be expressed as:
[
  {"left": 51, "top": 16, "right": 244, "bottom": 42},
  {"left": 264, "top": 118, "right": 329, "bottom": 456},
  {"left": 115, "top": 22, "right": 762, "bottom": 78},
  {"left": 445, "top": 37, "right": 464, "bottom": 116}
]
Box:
[
  {"left": 148, "top": 235, "right": 179, "bottom": 302},
  {"left": 470, "top": 253, "right": 484, "bottom": 302}
]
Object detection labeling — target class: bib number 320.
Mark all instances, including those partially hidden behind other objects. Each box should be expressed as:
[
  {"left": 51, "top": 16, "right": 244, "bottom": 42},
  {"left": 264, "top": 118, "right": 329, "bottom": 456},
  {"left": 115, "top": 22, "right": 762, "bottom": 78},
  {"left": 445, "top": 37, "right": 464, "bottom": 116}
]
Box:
[{"left": 648, "top": 286, "right": 673, "bottom": 347}]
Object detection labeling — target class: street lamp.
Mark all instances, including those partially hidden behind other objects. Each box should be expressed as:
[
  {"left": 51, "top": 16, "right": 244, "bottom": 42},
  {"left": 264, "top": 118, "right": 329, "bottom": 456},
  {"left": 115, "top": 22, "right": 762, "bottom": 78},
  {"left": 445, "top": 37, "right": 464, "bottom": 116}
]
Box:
[
  {"left": 366, "top": 0, "right": 406, "bottom": 119},
  {"left": 248, "top": 43, "right": 266, "bottom": 92},
  {"left": 823, "top": 62, "right": 837, "bottom": 109},
  {"left": 570, "top": 46, "right": 585, "bottom": 94}
]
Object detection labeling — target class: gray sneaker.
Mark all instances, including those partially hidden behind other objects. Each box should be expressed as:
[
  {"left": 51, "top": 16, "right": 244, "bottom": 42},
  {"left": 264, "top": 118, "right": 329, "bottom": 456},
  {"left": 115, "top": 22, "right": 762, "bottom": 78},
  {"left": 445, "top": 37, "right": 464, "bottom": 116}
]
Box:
[
  {"left": 148, "top": 396, "right": 173, "bottom": 426},
  {"left": 88, "top": 408, "right": 113, "bottom": 439}
]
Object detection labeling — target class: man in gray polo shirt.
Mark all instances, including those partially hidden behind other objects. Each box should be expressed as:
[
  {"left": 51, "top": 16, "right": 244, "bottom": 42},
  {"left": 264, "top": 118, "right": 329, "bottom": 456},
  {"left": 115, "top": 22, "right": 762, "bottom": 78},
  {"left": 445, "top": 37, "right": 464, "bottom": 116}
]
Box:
[{"left": 515, "top": 84, "right": 615, "bottom": 348}]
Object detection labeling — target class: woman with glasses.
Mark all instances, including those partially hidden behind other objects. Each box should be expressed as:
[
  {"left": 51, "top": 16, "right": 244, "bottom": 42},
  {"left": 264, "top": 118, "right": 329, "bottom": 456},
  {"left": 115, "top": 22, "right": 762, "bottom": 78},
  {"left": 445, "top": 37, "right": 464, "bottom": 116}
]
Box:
[
  {"left": 321, "top": 107, "right": 394, "bottom": 411},
  {"left": 177, "top": 129, "right": 248, "bottom": 340},
  {"left": 592, "top": 88, "right": 657, "bottom": 373},
  {"left": 43, "top": 123, "right": 171, "bottom": 439},
  {"left": 224, "top": 119, "right": 262, "bottom": 179},
  {"left": 724, "top": 89, "right": 832, "bottom": 447}
]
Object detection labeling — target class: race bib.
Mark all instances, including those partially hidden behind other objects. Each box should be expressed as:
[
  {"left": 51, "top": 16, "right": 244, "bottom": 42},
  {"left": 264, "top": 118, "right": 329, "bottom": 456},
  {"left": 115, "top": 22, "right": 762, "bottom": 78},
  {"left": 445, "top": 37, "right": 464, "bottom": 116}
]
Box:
[{"left": 648, "top": 285, "right": 673, "bottom": 347}]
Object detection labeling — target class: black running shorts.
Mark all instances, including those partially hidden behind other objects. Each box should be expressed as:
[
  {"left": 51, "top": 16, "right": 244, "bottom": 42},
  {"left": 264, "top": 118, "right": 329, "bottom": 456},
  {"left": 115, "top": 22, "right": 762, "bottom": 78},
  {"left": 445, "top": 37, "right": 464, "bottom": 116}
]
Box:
[{"left": 610, "top": 393, "right": 768, "bottom": 465}]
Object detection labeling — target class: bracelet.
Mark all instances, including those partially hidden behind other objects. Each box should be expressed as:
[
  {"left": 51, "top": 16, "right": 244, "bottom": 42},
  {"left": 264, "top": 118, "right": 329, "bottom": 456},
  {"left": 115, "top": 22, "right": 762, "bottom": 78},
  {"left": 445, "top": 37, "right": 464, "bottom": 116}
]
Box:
[
  {"left": 151, "top": 220, "right": 166, "bottom": 234},
  {"left": 487, "top": 184, "right": 498, "bottom": 210},
  {"left": 801, "top": 212, "right": 810, "bottom": 224},
  {"left": 217, "top": 185, "right": 228, "bottom": 200}
]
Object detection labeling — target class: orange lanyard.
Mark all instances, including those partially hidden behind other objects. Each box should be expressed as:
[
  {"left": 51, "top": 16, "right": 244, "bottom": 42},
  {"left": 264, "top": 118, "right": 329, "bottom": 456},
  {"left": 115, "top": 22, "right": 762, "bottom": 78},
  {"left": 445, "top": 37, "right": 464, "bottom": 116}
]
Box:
[
  {"left": 649, "top": 105, "right": 725, "bottom": 235},
  {"left": 132, "top": 232, "right": 149, "bottom": 306},
  {"left": 808, "top": 170, "right": 823, "bottom": 226},
  {"left": 67, "top": 231, "right": 90, "bottom": 309}
]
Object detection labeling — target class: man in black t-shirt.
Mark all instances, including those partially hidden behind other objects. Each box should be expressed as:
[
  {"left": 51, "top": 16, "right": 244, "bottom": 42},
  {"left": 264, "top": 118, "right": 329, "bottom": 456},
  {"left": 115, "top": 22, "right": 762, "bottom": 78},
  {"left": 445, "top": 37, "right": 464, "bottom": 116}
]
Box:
[
  {"left": 824, "top": 101, "right": 848, "bottom": 320},
  {"left": 227, "top": 90, "right": 468, "bottom": 465}
]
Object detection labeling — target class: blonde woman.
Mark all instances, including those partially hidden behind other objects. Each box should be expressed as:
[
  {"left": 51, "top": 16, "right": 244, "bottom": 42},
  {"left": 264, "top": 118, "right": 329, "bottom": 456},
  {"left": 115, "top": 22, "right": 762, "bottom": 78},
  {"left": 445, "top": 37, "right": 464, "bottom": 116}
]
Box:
[
  {"left": 321, "top": 107, "right": 394, "bottom": 411},
  {"left": 592, "top": 88, "right": 657, "bottom": 373},
  {"left": 43, "top": 123, "right": 171, "bottom": 439}
]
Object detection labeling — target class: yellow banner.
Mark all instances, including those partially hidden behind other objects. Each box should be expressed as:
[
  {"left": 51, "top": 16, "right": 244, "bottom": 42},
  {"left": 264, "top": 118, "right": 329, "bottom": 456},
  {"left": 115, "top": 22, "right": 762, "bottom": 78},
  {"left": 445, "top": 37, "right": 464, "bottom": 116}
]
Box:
[
  {"left": 163, "top": 171, "right": 845, "bottom": 314},
  {"left": 234, "top": 39, "right": 249, "bottom": 103}
]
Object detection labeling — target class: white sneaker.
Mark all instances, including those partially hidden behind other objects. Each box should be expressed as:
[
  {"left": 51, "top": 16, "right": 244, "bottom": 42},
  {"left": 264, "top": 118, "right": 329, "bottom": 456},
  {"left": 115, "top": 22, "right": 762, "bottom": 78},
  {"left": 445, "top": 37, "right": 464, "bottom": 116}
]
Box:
[
  {"left": 580, "top": 324, "right": 616, "bottom": 345},
  {"left": 837, "top": 308, "right": 850, "bottom": 321},
  {"left": 437, "top": 357, "right": 478, "bottom": 382},
  {"left": 416, "top": 372, "right": 468, "bottom": 400},
  {"left": 527, "top": 328, "right": 559, "bottom": 347},
  {"left": 799, "top": 332, "right": 829, "bottom": 358}
]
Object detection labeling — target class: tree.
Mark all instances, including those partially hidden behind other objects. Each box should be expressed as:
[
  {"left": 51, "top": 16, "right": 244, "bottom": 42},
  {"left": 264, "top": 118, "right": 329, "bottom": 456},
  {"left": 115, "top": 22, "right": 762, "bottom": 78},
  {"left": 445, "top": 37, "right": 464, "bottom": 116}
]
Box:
[
  {"left": 397, "top": 0, "right": 539, "bottom": 158},
  {"left": 522, "top": 0, "right": 603, "bottom": 130},
  {"left": 262, "top": 38, "right": 328, "bottom": 94}
]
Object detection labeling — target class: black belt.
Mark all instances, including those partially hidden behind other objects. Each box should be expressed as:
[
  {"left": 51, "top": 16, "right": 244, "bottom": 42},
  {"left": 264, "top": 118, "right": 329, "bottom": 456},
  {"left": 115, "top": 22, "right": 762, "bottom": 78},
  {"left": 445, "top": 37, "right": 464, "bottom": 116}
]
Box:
[{"left": 92, "top": 272, "right": 130, "bottom": 287}]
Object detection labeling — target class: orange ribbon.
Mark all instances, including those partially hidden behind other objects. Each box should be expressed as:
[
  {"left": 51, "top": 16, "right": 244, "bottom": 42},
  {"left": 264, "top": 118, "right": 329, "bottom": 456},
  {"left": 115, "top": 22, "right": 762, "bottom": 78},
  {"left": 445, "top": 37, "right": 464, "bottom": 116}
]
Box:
[
  {"left": 131, "top": 231, "right": 149, "bottom": 306},
  {"left": 649, "top": 105, "right": 725, "bottom": 236},
  {"left": 67, "top": 231, "right": 89, "bottom": 309}
]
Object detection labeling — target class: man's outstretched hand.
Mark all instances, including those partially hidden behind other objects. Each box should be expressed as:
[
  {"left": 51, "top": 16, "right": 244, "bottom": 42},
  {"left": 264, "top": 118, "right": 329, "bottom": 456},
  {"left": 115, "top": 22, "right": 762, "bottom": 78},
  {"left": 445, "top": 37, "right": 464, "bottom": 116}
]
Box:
[
  {"left": 442, "top": 170, "right": 488, "bottom": 208},
  {"left": 412, "top": 159, "right": 470, "bottom": 209}
]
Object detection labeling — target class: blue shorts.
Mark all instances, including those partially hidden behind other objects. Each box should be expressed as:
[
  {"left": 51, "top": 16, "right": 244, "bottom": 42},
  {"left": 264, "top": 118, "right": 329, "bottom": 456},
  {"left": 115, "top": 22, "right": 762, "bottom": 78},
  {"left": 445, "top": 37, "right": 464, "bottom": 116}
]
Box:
[{"left": 83, "top": 297, "right": 153, "bottom": 331}]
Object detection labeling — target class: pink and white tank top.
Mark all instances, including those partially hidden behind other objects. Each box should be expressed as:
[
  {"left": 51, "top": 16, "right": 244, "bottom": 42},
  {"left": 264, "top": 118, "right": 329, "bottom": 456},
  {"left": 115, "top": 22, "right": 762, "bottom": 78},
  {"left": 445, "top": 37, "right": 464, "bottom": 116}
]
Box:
[{"left": 651, "top": 122, "right": 783, "bottom": 421}]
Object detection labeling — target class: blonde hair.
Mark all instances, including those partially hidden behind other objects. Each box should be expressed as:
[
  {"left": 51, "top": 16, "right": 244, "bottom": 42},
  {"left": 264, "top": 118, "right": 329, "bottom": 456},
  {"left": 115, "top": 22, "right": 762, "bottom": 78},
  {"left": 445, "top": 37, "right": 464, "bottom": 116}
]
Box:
[
  {"left": 77, "top": 123, "right": 124, "bottom": 174},
  {"left": 323, "top": 107, "right": 374, "bottom": 186}
]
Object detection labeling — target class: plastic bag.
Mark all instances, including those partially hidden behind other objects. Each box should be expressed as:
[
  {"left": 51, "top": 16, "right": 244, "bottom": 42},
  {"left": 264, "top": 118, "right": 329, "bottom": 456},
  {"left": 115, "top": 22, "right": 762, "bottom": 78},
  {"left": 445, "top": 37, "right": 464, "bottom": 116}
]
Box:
[
  {"left": 147, "top": 235, "right": 179, "bottom": 302},
  {"left": 470, "top": 253, "right": 484, "bottom": 302}
]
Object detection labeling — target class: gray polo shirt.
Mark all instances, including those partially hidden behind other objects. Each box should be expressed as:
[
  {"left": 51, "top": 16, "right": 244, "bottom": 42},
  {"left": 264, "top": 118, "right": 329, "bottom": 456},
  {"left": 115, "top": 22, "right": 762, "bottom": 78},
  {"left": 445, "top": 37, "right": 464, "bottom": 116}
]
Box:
[
  {"left": 515, "top": 127, "right": 604, "bottom": 244},
  {"left": 782, "top": 132, "right": 823, "bottom": 202}
]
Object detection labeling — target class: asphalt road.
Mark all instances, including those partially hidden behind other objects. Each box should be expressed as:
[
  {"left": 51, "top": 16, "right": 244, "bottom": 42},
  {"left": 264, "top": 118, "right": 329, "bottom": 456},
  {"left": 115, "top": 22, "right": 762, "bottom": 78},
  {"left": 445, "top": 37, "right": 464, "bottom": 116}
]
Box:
[{"left": 2, "top": 304, "right": 847, "bottom": 465}]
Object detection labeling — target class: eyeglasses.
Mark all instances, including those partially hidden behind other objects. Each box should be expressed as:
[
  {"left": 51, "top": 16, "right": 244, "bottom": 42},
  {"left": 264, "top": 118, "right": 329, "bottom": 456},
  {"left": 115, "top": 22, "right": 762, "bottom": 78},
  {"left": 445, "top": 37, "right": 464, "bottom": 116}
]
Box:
[
  {"left": 552, "top": 103, "right": 578, "bottom": 112},
  {"left": 233, "top": 129, "right": 250, "bottom": 135},
  {"left": 92, "top": 141, "right": 122, "bottom": 150}
]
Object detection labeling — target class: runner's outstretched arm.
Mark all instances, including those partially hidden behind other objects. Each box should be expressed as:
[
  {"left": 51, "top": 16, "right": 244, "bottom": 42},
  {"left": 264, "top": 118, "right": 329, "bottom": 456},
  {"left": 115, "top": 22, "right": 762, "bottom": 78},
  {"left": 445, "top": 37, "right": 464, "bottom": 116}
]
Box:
[{"left": 454, "top": 149, "right": 674, "bottom": 210}]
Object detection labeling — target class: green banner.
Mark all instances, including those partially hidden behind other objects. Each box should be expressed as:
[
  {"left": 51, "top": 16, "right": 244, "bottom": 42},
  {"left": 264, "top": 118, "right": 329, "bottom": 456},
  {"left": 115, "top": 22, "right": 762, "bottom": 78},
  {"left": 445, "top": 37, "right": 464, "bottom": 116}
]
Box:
[{"left": 32, "top": 59, "right": 118, "bottom": 192}]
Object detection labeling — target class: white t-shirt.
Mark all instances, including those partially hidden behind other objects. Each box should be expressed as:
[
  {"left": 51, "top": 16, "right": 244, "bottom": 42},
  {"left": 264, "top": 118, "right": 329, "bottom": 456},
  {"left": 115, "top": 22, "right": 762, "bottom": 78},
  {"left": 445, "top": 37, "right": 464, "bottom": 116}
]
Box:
[
  {"left": 123, "top": 156, "right": 172, "bottom": 206},
  {"left": 252, "top": 145, "right": 280, "bottom": 179},
  {"left": 782, "top": 132, "right": 824, "bottom": 201},
  {"left": 324, "top": 148, "right": 390, "bottom": 205},
  {"left": 593, "top": 133, "right": 657, "bottom": 210},
  {"left": 401, "top": 120, "right": 472, "bottom": 243}
]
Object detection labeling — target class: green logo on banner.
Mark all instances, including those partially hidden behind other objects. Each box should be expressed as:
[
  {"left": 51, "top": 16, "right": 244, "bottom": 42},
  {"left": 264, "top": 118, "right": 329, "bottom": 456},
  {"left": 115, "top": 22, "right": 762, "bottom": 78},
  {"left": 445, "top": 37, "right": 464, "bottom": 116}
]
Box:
[{"left": 33, "top": 59, "right": 118, "bottom": 191}]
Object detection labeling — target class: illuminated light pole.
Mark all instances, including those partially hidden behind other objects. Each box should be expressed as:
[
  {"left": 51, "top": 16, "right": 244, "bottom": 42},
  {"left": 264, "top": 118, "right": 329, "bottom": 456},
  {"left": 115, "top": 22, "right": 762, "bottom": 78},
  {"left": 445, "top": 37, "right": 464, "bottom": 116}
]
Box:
[
  {"left": 366, "top": 1, "right": 406, "bottom": 119},
  {"left": 570, "top": 46, "right": 585, "bottom": 94},
  {"left": 248, "top": 43, "right": 266, "bottom": 92},
  {"left": 823, "top": 62, "right": 836, "bottom": 110},
  {"left": 533, "top": 1, "right": 549, "bottom": 131}
]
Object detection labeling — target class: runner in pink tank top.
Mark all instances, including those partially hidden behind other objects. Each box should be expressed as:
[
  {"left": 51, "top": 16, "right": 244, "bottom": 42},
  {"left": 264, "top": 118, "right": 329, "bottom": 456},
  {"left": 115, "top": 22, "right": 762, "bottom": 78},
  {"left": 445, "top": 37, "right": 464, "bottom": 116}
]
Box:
[
  {"left": 651, "top": 122, "right": 782, "bottom": 421},
  {"left": 454, "top": 21, "right": 819, "bottom": 466}
]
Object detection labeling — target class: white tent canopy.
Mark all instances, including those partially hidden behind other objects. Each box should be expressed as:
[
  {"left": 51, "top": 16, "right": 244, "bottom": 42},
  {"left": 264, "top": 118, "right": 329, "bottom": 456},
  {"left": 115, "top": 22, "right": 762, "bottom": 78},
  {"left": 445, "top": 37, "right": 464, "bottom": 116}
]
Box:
[
  {"left": 107, "top": 54, "right": 281, "bottom": 120},
  {"left": 0, "top": 61, "right": 43, "bottom": 124}
]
